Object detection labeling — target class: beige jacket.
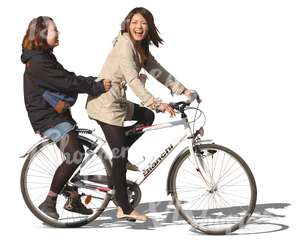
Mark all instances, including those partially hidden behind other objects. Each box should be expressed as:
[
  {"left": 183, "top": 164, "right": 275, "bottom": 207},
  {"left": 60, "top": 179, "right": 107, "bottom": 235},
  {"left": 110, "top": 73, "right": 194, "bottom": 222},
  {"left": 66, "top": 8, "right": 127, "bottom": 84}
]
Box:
[{"left": 86, "top": 33, "right": 186, "bottom": 126}]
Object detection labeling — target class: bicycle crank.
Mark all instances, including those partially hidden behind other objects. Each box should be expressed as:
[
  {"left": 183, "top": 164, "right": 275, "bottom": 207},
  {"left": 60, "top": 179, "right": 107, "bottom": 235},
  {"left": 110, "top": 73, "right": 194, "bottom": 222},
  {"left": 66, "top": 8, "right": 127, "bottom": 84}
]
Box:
[{"left": 112, "top": 180, "right": 142, "bottom": 208}]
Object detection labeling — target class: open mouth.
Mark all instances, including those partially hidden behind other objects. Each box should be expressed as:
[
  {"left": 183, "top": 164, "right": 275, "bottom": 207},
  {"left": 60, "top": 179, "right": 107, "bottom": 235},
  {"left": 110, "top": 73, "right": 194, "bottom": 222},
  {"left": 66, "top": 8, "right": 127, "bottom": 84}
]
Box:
[{"left": 134, "top": 30, "right": 144, "bottom": 37}]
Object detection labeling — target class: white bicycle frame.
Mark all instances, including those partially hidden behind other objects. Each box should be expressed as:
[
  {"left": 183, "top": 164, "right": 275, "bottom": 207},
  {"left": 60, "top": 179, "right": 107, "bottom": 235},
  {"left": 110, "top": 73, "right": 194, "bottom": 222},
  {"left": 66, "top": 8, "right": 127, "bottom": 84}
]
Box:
[
  {"left": 129, "top": 117, "right": 212, "bottom": 185},
  {"left": 74, "top": 110, "right": 212, "bottom": 188}
]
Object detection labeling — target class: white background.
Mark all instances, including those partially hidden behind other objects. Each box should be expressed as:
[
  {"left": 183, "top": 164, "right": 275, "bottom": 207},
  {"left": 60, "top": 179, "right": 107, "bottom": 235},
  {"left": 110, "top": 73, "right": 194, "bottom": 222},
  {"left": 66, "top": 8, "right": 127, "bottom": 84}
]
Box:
[{"left": 0, "top": 0, "right": 299, "bottom": 241}]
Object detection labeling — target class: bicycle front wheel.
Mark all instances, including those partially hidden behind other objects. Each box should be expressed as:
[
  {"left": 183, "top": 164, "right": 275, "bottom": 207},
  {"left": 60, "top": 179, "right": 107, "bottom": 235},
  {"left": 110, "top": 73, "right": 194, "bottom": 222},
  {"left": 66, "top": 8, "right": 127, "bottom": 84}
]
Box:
[
  {"left": 170, "top": 144, "right": 257, "bottom": 234},
  {"left": 20, "top": 136, "right": 112, "bottom": 228}
]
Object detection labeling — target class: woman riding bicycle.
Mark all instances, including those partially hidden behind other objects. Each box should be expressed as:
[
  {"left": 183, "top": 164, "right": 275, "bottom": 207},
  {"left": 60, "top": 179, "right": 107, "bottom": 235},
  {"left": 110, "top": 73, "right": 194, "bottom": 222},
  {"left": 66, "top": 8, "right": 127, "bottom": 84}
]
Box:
[
  {"left": 86, "top": 7, "right": 193, "bottom": 221},
  {"left": 21, "top": 16, "right": 111, "bottom": 219}
]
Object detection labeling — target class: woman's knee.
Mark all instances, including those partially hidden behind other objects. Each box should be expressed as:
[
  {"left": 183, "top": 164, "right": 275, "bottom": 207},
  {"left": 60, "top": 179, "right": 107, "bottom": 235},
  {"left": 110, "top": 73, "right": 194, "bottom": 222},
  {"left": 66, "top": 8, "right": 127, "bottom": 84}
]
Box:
[
  {"left": 133, "top": 104, "right": 155, "bottom": 125},
  {"left": 145, "top": 108, "right": 155, "bottom": 125}
]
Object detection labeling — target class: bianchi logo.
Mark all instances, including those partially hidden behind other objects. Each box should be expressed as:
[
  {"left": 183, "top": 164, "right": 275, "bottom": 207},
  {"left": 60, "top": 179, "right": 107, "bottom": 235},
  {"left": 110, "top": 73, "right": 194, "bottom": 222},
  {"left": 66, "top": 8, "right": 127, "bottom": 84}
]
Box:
[{"left": 143, "top": 144, "right": 174, "bottom": 176}]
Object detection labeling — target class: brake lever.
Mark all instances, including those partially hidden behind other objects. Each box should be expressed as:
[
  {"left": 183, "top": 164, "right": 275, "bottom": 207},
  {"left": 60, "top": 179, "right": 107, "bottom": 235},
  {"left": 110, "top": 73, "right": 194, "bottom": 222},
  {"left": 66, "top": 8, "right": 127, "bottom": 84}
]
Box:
[
  {"left": 169, "top": 102, "right": 177, "bottom": 109},
  {"left": 186, "top": 90, "right": 201, "bottom": 104},
  {"left": 196, "top": 94, "right": 201, "bottom": 104}
]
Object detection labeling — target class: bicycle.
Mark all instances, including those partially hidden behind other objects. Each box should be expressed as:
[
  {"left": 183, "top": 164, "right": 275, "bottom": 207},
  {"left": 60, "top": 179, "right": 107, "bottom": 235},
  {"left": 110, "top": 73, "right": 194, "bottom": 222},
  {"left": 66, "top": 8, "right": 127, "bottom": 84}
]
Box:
[{"left": 20, "top": 91, "right": 257, "bottom": 234}]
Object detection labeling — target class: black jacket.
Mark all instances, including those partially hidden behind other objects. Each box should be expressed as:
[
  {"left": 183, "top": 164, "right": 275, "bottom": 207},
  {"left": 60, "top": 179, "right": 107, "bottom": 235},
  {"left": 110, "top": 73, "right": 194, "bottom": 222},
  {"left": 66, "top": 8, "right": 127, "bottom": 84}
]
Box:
[{"left": 21, "top": 48, "right": 105, "bottom": 133}]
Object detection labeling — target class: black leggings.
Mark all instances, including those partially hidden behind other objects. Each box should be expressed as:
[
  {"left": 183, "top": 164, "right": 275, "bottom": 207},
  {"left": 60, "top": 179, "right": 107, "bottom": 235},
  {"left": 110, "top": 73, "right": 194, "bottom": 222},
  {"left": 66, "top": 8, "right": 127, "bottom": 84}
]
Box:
[
  {"left": 98, "top": 104, "right": 155, "bottom": 214},
  {"left": 50, "top": 130, "right": 85, "bottom": 194}
]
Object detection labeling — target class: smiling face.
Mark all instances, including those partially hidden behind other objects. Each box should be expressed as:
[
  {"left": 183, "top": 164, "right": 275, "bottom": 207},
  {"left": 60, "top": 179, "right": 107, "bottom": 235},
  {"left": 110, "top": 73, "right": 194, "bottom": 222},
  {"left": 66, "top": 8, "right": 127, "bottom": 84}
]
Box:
[
  {"left": 46, "top": 21, "right": 59, "bottom": 47},
  {"left": 129, "top": 13, "right": 149, "bottom": 42}
]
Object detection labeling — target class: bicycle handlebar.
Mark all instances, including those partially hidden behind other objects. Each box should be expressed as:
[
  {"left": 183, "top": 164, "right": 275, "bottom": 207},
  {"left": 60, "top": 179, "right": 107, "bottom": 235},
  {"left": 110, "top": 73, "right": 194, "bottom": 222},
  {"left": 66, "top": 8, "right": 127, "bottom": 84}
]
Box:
[{"left": 155, "top": 90, "right": 201, "bottom": 114}]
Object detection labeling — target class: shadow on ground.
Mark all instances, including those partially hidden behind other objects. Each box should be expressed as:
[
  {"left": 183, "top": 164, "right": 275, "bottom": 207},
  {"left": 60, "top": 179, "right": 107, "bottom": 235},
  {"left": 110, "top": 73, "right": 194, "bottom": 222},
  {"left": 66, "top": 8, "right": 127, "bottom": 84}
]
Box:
[{"left": 85, "top": 201, "right": 290, "bottom": 235}]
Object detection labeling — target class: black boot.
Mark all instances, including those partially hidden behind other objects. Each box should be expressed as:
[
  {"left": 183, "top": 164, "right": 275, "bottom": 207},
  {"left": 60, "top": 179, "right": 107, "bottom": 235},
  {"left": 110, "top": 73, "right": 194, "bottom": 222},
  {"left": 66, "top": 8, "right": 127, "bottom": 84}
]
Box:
[
  {"left": 38, "top": 196, "right": 59, "bottom": 219},
  {"left": 64, "top": 195, "right": 93, "bottom": 215}
]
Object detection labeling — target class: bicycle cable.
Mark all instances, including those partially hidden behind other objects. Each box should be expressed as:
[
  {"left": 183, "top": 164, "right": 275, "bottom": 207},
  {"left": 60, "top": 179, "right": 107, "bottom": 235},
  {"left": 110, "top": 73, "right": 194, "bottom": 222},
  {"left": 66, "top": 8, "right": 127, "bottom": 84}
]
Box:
[
  {"left": 185, "top": 105, "right": 206, "bottom": 126},
  {"left": 184, "top": 103, "right": 206, "bottom": 141}
]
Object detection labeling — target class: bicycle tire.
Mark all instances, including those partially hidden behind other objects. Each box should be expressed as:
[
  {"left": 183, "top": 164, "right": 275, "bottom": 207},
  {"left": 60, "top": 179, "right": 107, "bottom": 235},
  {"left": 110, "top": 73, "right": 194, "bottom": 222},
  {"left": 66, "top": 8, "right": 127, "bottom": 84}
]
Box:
[
  {"left": 169, "top": 143, "right": 257, "bottom": 234},
  {"left": 20, "top": 136, "right": 112, "bottom": 228}
]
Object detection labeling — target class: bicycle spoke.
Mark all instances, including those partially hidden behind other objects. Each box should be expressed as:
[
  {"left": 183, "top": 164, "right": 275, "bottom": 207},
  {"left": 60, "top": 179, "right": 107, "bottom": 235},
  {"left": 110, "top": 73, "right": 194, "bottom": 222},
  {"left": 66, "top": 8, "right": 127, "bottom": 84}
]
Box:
[
  {"left": 29, "top": 160, "right": 53, "bottom": 177},
  {"left": 37, "top": 150, "right": 58, "bottom": 174},
  {"left": 172, "top": 144, "right": 256, "bottom": 234},
  {"left": 42, "top": 145, "right": 60, "bottom": 171},
  {"left": 218, "top": 173, "right": 247, "bottom": 188}
]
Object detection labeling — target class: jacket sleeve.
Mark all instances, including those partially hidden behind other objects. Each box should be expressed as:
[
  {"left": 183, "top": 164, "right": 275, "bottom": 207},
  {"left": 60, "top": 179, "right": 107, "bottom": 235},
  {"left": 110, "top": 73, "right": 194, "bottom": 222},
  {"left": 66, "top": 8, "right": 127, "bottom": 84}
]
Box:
[
  {"left": 118, "top": 36, "right": 157, "bottom": 107},
  {"left": 145, "top": 52, "right": 186, "bottom": 95},
  {"left": 29, "top": 57, "right": 105, "bottom": 96}
]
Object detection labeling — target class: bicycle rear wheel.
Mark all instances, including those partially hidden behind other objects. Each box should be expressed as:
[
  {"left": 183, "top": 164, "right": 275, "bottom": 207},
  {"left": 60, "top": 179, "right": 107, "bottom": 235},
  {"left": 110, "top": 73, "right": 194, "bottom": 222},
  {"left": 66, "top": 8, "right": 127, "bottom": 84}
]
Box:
[
  {"left": 20, "top": 136, "right": 112, "bottom": 228},
  {"left": 170, "top": 144, "right": 257, "bottom": 234}
]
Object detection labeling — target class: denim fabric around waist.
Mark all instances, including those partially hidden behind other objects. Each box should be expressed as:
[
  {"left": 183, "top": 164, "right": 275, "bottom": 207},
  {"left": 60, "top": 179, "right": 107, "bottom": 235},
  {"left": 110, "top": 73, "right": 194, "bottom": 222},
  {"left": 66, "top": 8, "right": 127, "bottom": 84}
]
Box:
[{"left": 42, "top": 122, "right": 75, "bottom": 143}]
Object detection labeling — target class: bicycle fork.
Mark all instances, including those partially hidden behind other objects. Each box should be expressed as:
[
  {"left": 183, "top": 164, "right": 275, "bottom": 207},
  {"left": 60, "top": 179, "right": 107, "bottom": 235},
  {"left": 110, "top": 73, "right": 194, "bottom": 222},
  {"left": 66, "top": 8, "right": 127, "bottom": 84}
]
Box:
[{"left": 185, "top": 120, "right": 213, "bottom": 187}]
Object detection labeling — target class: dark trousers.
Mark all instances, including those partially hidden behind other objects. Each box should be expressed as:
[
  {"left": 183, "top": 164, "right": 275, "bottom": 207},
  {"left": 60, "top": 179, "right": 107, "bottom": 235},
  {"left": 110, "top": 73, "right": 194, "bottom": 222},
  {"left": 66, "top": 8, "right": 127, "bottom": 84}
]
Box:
[
  {"left": 50, "top": 130, "right": 85, "bottom": 194},
  {"left": 98, "top": 104, "right": 154, "bottom": 214}
]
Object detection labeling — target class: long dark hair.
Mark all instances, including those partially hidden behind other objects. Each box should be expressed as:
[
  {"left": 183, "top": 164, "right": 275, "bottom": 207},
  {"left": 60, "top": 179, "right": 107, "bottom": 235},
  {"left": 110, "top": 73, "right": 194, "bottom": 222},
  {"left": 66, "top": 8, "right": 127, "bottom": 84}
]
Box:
[
  {"left": 121, "top": 7, "right": 163, "bottom": 65},
  {"left": 22, "top": 16, "right": 53, "bottom": 50}
]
